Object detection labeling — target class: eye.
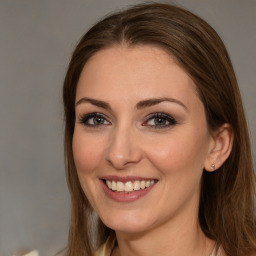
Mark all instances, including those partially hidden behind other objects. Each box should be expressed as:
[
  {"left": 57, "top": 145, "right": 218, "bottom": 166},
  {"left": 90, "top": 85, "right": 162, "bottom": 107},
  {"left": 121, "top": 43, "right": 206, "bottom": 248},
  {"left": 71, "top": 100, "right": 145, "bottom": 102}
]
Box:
[
  {"left": 78, "top": 113, "right": 111, "bottom": 127},
  {"left": 142, "top": 113, "right": 177, "bottom": 128}
]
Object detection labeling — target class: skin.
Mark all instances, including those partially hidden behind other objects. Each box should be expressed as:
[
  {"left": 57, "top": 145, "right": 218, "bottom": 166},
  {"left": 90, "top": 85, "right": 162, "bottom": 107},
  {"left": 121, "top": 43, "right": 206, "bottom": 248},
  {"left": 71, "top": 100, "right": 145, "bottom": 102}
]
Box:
[{"left": 72, "top": 45, "right": 229, "bottom": 255}]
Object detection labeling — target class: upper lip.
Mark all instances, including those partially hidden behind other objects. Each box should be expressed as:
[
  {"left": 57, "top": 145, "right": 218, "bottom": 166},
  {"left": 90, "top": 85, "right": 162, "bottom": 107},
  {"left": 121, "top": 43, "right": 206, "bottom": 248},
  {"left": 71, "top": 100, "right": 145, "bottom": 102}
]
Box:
[{"left": 100, "top": 175, "right": 158, "bottom": 183}]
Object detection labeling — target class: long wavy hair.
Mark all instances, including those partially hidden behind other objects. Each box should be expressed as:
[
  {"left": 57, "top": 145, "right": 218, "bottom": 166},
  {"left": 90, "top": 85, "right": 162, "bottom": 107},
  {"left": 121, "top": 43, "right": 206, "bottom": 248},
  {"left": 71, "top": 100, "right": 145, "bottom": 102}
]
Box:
[{"left": 63, "top": 3, "right": 256, "bottom": 256}]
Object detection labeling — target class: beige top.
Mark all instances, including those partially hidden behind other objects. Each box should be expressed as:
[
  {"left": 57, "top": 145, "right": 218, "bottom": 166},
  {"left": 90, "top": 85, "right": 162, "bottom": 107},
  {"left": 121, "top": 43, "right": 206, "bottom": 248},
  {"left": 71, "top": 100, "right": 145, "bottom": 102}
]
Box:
[
  {"left": 94, "top": 236, "right": 223, "bottom": 256},
  {"left": 94, "top": 235, "right": 116, "bottom": 256},
  {"left": 14, "top": 251, "right": 39, "bottom": 256}
]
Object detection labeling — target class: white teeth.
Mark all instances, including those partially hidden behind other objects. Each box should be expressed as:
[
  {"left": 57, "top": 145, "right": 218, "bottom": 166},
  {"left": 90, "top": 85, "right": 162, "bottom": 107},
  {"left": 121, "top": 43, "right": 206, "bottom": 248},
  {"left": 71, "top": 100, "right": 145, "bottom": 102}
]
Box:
[
  {"left": 105, "top": 179, "right": 156, "bottom": 192},
  {"left": 111, "top": 181, "right": 117, "bottom": 191},
  {"left": 134, "top": 181, "right": 140, "bottom": 190},
  {"left": 106, "top": 180, "right": 112, "bottom": 189},
  {"left": 125, "top": 181, "right": 133, "bottom": 192},
  {"left": 116, "top": 181, "right": 124, "bottom": 192},
  {"left": 140, "top": 180, "right": 146, "bottom": 189}
]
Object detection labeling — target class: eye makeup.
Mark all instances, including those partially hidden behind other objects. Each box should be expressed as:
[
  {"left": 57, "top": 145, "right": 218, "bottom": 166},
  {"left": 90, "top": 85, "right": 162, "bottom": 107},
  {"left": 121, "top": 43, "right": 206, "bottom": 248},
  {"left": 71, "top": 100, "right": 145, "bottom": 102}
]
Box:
[
  {"left": 142, "top": 112, "right": 177, "bottom": 129},
  {"left": 78, "top": 112, "right": 111, "bottom": 127},
  {"left": 78, "top": 111, "right": 177, "bottom": 130}
]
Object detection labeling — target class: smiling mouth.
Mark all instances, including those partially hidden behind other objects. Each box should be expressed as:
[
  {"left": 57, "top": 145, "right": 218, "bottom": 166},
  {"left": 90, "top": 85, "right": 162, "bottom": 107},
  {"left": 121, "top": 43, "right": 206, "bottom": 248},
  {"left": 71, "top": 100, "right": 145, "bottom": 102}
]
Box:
[{"left": 103, "top": 179, "right": 157, "bottom": 193}]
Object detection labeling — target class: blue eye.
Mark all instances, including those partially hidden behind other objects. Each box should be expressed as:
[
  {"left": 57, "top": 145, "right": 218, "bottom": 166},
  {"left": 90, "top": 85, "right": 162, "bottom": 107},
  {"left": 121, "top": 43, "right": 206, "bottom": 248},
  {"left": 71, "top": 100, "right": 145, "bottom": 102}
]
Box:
[
  {"left": 79, "top": 113, "right": 111, "bottom": 127},
  {"left": 143, "top": 113, "right": 177, "bottom": 128}
]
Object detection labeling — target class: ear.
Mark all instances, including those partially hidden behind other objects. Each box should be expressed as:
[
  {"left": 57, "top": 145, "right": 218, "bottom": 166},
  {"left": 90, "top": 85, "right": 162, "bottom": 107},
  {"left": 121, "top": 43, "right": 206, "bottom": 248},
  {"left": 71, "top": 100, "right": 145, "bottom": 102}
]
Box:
[{"left": 204, "top": 123, "right": 233, "bottom": 172}]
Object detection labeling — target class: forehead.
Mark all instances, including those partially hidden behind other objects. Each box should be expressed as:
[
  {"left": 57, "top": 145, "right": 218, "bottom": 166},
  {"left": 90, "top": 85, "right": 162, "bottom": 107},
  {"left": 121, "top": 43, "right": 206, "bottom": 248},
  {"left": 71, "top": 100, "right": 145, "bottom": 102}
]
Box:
[{"left": 76, "top": 45, "right": 200, "bottom": 108}]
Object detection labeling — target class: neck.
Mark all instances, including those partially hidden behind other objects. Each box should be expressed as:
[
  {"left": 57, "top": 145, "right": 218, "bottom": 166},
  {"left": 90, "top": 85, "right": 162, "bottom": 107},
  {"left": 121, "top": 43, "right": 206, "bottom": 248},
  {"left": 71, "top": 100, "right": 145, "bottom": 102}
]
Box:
[{"left": 112, "top": 209, "right": 215, "bottom": 256}]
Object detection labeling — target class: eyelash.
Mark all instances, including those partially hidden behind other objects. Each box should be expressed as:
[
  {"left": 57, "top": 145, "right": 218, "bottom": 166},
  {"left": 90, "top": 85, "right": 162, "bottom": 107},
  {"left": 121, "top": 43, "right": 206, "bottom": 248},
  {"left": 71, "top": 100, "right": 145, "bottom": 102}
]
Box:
[
  {"left": 143, "top": 112, "right": 177, "bottom": 129},
  {"left": 78, "top": 112, "right": 177, "bottom": 129},
  {"left": 78, "top": 113, "right": 111, "bottom": 127}
]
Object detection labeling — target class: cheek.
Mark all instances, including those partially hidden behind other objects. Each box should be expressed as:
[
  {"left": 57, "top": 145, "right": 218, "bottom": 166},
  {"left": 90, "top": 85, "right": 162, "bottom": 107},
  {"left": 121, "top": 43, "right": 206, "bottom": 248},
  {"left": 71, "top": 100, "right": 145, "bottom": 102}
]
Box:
[
  {"left": 143, "top": 128, "right": 209, "bottom": 176},
  {"left": 72, "top": 128, "right": 107, "bottom": 210},
  {"left": 72, "top": 129, "right": 104, "bottom": 175}
]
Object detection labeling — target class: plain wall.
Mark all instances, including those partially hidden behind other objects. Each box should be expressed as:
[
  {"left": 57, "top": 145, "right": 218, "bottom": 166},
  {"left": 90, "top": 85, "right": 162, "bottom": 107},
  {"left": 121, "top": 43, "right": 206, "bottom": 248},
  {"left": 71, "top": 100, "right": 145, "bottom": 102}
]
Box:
[{"left": 0, "top": 0, "right": 255, "bottom": 255}]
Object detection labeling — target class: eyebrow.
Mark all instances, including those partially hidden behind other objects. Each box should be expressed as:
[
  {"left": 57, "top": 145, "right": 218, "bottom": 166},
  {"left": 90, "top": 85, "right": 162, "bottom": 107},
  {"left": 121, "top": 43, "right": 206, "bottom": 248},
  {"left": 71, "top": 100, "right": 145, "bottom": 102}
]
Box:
[
  {"left": 136, "top": 97, "right": 188, "bottom": 111},
  {"left": 75, "top": 97, "right": 188, "bottom": 111},
  {"left": 76, "top": 97, "right": 111, "bottom": 110}
]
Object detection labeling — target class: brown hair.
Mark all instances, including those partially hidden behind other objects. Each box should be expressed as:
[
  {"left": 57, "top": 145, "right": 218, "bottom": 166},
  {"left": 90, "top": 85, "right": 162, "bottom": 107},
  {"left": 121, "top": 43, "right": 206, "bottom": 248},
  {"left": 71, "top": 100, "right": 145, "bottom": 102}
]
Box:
[{"left": 63, "top": 3, "right": 256, "bottom": 256}]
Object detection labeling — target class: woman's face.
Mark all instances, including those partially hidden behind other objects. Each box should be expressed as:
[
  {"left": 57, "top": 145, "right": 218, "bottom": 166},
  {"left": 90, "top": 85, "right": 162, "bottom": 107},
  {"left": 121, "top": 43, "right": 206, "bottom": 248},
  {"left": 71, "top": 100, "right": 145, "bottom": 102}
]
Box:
[{"left": 73, "top": 45, "right": 213, "bottom": 234}]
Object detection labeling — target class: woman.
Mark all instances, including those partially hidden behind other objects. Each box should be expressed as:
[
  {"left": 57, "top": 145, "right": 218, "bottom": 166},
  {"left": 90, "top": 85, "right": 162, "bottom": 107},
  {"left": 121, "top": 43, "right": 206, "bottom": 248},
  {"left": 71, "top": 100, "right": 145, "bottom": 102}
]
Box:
[{"left": 63, "top": 3, "right": 256, "bottom": 256}]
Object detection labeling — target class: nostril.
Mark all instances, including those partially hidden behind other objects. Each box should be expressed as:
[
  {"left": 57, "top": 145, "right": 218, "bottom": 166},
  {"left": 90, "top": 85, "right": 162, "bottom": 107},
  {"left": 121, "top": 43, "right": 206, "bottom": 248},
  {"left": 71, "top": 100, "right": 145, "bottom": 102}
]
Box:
[{"left": 105, "top": 130, "right": 143, "bottom": 169}]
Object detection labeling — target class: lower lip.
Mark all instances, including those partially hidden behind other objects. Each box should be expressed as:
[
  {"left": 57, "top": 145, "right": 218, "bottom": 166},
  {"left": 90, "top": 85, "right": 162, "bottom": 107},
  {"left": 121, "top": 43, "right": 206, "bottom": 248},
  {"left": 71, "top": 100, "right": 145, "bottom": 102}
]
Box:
[{"left": 101, "top": 180, "right": 157, "bottom": 203}]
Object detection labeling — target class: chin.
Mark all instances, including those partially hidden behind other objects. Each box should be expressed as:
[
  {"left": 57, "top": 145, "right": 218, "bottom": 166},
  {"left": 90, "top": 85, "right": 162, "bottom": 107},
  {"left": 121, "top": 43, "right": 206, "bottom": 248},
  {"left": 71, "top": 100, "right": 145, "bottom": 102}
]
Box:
[{"left": 100, "top": 210, "right": 155, "bottom": 234}]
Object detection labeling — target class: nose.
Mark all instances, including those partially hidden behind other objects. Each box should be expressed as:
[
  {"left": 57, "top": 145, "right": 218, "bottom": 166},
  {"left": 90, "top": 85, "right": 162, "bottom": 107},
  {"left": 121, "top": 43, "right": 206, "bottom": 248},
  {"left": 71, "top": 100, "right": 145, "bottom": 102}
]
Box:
[{"left": 105, "top": 125, "right": 142, "bottom": 170}]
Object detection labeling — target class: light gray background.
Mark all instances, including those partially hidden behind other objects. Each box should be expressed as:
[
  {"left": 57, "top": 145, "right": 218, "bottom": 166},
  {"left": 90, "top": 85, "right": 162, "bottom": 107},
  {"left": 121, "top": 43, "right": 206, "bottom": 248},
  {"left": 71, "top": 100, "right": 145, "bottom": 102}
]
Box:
[{"left": 0, "top": 0, "right": 255, "bottom": 255}]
